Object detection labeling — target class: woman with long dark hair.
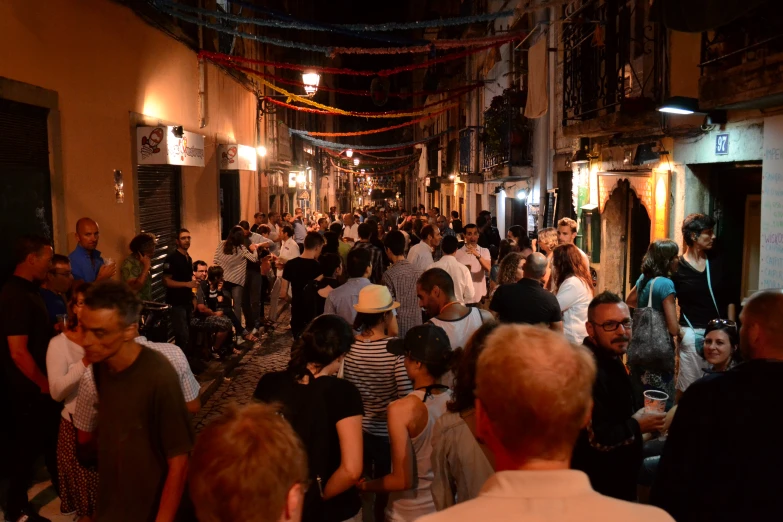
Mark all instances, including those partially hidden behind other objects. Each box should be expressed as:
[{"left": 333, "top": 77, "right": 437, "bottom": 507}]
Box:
[
  {"left": 626, "top": 239, "right": 680, "bottom": 405},
  {"left": 213, "top": 225, "right": 259, "bottom": 329},
  {"left": 46, "top": 282, "right": 98, "bottom": 521},
  {"left": 431, "top": 323, "right": 497, "bottom": 510},
  {"left": 702, "top": 318, "right": 741, "bottom": 373},
  {"left": 552, "top": 243, "right": 595, "bottom": 344},
  {"left": 253, "top": 315, "right": 364, "bottom": 522}
]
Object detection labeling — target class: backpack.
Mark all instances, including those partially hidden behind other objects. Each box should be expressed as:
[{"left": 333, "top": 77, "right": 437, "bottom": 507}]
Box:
[
  {"left": 627, "top": 277, "right": 675, "bottom": 372},
  {"left": 253, "top": 371, "right": 333, "bottom": 522}
]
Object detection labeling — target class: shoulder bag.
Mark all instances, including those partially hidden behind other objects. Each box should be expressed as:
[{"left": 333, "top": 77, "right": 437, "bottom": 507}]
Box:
[{"left": 627, "top": 278, "right": 675, "bottom": 372}]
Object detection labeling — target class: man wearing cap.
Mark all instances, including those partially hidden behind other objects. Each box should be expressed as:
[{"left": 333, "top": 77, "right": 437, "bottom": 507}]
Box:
[
  {"left": 343, "top": 284, "right": 411, "bottom": 522},
  {"left": 417, "top": 324, "right": 673, "bottom": 522},
  {"left": 358, "top": 323, "right": 454, "bottom": 520}
]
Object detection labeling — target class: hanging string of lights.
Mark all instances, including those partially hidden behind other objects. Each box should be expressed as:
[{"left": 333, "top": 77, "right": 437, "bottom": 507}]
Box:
[{"left": 291, "top": 128, "right": 453, "bottom": 152}]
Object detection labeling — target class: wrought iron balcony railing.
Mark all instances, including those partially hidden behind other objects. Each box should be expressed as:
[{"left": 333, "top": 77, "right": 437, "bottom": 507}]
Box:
[
  {"left": 700, "top": 5, "right": 783, "bottom": 76},
  {"left": 481, "top": 103, "right": 533, "bottom": 171},
  {"left": 459, "top": 127, "right": 481, "bottom": 174},
  {"left": 562, "top": 0, "right": 663, "bottom": 125}
]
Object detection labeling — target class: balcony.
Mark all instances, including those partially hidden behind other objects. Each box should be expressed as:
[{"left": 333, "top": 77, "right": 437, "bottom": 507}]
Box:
[
  {"left": 481, "top": 91, "right": 534, "bottom": 171},
  {"left": 460, "top": 127, "right": 481, "bottom": 174},
  {"left": 699, "top": 6, "right": 783, "bottom": 110},
  {"left": 561, "top": 0, "right": 663, "bottom": 137}
]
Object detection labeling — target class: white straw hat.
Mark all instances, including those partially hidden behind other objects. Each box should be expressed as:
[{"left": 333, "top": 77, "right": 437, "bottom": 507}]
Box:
[{"left": 353, "top": 284, "right": 401, "bottom": 313}]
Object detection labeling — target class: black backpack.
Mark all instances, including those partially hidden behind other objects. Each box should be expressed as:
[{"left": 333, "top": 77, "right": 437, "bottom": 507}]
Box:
[{"left": 254, "top": 371, "right": 333, "bottom": 522}]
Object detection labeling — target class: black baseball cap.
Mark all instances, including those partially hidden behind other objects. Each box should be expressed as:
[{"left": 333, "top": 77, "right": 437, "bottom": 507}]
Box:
[{"left": 387, "top": 324, "right": 452, "bottom": 364}]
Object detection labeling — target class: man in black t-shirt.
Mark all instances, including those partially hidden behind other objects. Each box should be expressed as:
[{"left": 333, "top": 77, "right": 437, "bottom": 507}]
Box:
[
  {"left": 490, "top": 253, "right": 563, "bottom": 331},
  {"left": 1, "top": 235, "right": 61, "bottom": 522},
  {"left": 281, "top": 232, "right": 325, "bottom": 339},
  {"left": 163, "top": 229, "right": 199, "bottom": 365}
]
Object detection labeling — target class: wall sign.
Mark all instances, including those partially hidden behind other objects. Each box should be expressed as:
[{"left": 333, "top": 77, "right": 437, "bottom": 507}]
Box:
[
  {"left": 218, "top": 144, "right": 257, "bottom": 171},
  {"left": 137, "top": 126, "right": 205, "bottom": 166},
  {"left": 715, "top": 133, "right": 729, "bottom": 155},
  {"left": 760, "top": 116, "right": 783, "bottom": 289}
]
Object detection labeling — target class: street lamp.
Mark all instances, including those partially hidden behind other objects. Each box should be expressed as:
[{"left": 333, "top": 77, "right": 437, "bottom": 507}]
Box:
[
  {"left": 353, "top": 158, "right": 360, "bottom": 166},
  {"left": 257, "top": 145, "right": 267, "bottom": 157},
  {"left": 302, "top": 72, "right": 320, "bottom": 96},
  {"left": 345, "top": 149, "right": 354, "bottom": 158}
]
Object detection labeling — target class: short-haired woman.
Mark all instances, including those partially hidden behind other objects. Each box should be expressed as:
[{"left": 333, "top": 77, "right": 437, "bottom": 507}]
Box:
[
  {"left": 357, "top": 324, "right": 455, "bottom": 522},
  {"left": 552, "top": 244, "right": 595, "bottom": 344},
  {"left": 626, "top": 239, "right": 681, "bottom": 408},
  {"left": 121, "top": 232, "right": 156, "bottom": 301},
  {"left": 431, "top": 323, "right": 497, "bottom": 510},
  {"left": 672, "top": 213, "right": 726, "bottom": 399},
  {"left": 254, "top": 315, "right": 364, "bottom": 522}
]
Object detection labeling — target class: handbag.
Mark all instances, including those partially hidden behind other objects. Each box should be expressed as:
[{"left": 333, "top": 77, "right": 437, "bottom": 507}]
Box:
[
  {"left": 628, "top": 278, "right": 675, "bottom": 372},
  {"left": 681, "top": 258, "right": 721, "bottom": 357}
]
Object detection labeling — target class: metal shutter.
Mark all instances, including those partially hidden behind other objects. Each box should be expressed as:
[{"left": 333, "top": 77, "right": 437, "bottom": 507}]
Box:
[
  {"left": 0, "top": 98, "right": 53, "bottom": 284},
  {"left": 137, "top": 165, "right": 181, "bottom": 302}
]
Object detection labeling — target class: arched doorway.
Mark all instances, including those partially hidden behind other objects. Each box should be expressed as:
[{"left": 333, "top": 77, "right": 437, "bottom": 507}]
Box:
[{"left": 601, "top": 179, "right": 651, "bottom": 297}]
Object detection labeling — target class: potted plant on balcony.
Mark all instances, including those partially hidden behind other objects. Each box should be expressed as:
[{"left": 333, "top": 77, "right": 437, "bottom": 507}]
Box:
[{"left": 481, "top": 89, "right": 531, "bottom": 165}]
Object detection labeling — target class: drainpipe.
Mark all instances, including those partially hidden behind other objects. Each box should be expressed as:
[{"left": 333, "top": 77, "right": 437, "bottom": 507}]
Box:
[
  {"left": 532, "top": 4, "right": 550, "bottom": 231},
  {"left": 197, "top": 1, "right": 207, "bottom": 129}
]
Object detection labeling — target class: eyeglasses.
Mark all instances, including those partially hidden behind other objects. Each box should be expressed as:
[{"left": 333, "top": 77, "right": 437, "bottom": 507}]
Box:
[{"left": 591, "top": 319, "right": 633, "bottom": 332}]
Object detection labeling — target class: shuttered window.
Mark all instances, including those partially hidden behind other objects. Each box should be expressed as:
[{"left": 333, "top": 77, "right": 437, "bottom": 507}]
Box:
[
  {"left": 0, "top": 98, "right": 52, "bottom": 284},
  {"left": 137, "top": 165, "right": 181, "bottom": 302}
]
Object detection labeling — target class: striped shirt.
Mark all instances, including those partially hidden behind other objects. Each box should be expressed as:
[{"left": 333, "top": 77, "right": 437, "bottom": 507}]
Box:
[
  {"left": 382, "top": 259, "right": 423, "bottom": 338},
  {"left": 213, "top": 241, "right": 258, "bottom": 286},
  {"left": 343, "top": 337, "right": 413, "bottom": 437},
  {"left": 72, "top": 336, "right": 201, "bottom": 432}
]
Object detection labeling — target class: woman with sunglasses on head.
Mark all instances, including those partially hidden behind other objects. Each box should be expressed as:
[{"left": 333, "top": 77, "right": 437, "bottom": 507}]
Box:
[
  {"left": 702, "top": 319, "right": 741, "bottom": 373},
  {"left": 626, "top": 240, "right": 681, "bottom": 409},
  {"left": 46, "top": 282, "right": 98, "bottom": 521}
]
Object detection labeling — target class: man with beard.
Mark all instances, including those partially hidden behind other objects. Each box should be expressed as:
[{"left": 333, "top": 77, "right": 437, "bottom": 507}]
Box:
[{"left": 571, "top": 292, "right": 665, "bottom": 501}]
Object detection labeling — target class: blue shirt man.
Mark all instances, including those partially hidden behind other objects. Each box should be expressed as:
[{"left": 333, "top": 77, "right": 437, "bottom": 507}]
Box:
[
  {"left": 324, "top": 248, "right": 373, "bottom": 326},
  {"left": 68, "top": 218, "right": 114, "bottom": 282}
]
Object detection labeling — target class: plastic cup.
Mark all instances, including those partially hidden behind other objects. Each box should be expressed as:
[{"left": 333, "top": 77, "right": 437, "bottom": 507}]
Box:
[
  {"left": 643, "top": 390, "right": 668, "bottom": 413},
  {"left": 103, "top": 257, "right": 115, "bottom": 266},
  {"left": 56, "top": 314, "right": 68, "bottom": 329}
]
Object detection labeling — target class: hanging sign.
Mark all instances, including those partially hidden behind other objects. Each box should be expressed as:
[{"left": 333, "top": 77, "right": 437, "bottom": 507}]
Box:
[
  {"left": 760, "top": 116, "right": 783, "bottom": 289},
  {"left": 137, "top": 126, "right": 205, "bottom": 166},
  {"left": 298, "top": 190, "right": 311, "bottom": 201},
  {"left": 218, "top": 144, "right": 257, "bottom": 170}
]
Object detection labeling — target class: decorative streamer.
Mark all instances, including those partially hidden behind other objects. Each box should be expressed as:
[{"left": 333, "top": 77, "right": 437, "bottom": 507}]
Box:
[
  {"left": 254, "top": 76, "right": 458, "bottom": 118},
  {"left": 198, "top": 38, "right": 514, "bottom": 76},
  {"left": 331, "top": 157, "right": 420, "bottom": 176},
  {"left": 211, "top": 58, "right": 480, "bottom": 100},
  {"left": 260, "top": 93, "right": 457, "bottom": 118},
  {"left": 157, "top": 0, "right": 421, "bottom": 46},
  {"left": 291, "top": 128, "right": 454, "bottom": 152},
  {"left": 156, "top": 0, "right": 520, "bottom": 55},
  {"left": 297, "top": 107, "right": 450, "bottom": 137}
]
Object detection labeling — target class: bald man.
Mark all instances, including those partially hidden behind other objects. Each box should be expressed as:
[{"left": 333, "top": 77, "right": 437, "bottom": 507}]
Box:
[
  {"left": 489, "top": 253, "right": 563, "bottom": 331},
  {"left": 651, "top": 290, "right": 783, "bottom": 522},
  {"left": 69, "top": 218, "right": 116, "bottom": 282}
]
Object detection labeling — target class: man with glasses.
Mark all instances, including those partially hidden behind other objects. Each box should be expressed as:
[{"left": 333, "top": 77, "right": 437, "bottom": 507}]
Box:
[
  {"left": 40, "top": 254, "right": 73, "bottom": 331},
  {"left": 571, "top": 291, "right": 665, "bottom": 501}
]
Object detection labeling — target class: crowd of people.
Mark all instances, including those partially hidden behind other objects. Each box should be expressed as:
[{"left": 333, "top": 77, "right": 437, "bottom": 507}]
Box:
[{"left": 1, "top": 204, "right": 781, "bottom": 522}]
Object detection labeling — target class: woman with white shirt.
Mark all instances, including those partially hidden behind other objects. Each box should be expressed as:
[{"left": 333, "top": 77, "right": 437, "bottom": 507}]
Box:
[
  {"left": 46, "top": 282, "right": 98, "bottom": 521},
  {"left": 552, "top": 244, "right": 594, "bottom": 344}
]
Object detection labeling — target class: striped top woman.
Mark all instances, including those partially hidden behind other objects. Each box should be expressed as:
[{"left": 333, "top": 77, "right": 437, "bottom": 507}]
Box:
[{"left": 213, "top": 226, "right": 259, "bottom": 322}]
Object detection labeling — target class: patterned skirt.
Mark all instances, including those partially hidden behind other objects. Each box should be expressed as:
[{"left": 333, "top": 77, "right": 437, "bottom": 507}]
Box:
[{"left": 57, "top": 416, "right": 99, "bottom": 516}]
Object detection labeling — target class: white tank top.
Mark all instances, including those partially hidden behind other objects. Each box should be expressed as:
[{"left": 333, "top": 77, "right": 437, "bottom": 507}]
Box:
[
  {"left": 386, "top": 388, "right": 451, "bottom": 522},
  {"left": 429, "top": 308, "right": 484, "bottom": 351}
]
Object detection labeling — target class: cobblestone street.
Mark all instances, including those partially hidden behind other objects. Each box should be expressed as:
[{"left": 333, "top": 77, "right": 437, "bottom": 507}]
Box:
[{"left": 192, "top": 310, "right": 294, "bottom": 433}]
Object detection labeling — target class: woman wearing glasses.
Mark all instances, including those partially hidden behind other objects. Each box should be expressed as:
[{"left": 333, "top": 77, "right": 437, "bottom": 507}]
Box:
[{"left": 626, "top": 239, "right": 681, "bottom": 408}]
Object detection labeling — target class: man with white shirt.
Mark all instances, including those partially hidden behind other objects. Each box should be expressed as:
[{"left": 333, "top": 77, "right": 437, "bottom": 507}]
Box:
[
  {"left": 418, "top": 324, "right": 673, "bottom": 522},
  {"left": 558, "top": 217, "right": 591, "bottom": 272},
  {"left": 342, "top": 213, "right": 359, "bottom": 243},
  {"left": 455, "top": 224, "right": 491, "bottom": 305},
  {"left": 430, "top": 235, "right": 474, "bottom": 304},
  {"left": 407, "top": 224, "right": 441, "bottom": 272},
  {"left": 278, "top": 225, "right": 300, "bottom": 262}
]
